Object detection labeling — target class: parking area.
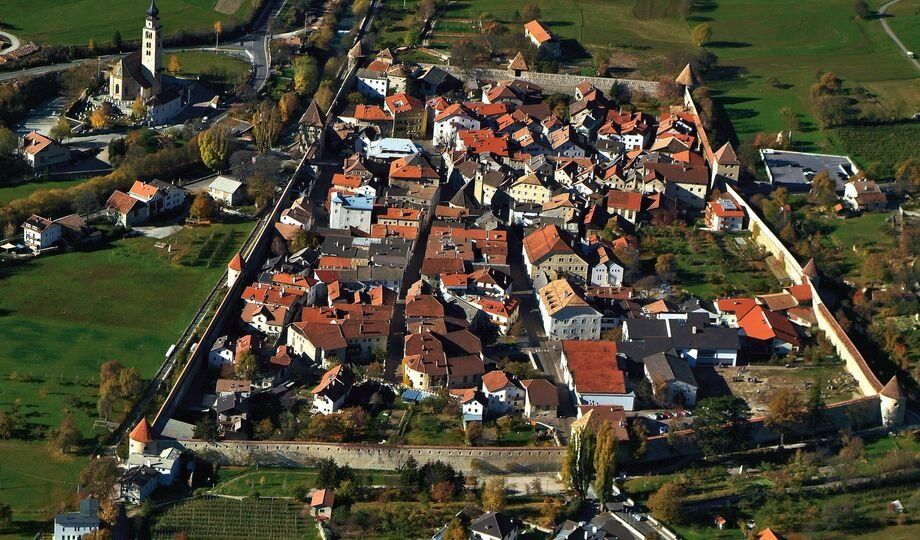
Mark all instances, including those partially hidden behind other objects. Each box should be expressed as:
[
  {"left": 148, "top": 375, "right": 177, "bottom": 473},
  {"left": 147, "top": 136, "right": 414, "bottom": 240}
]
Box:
[{"left": 761, "top": 149, "right": 858, "bottom": 190}]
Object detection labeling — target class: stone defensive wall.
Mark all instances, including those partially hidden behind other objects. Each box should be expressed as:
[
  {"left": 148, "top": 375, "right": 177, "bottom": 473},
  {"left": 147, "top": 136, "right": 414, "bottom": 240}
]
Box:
[
  {"left": 724, "top": 183, "right": 884, "bottom": 397},
  {"left": 639, "top": 395, "right": 883, "bottom": 463},
  {"left": 418, "top": 63, "right": 659, "bottom": 95},
  {"left": 177, "top": 439, "right": 565, "bottom": 474}
]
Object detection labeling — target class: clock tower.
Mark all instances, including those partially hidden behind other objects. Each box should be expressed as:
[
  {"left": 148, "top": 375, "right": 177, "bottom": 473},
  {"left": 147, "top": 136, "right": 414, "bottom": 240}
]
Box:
[{"left": 141, "top": 0, "right": 163, "bottom": 94}]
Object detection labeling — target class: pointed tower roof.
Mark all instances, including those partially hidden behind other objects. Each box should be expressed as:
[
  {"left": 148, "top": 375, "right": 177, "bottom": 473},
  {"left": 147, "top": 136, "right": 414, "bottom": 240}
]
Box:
[
  {"left": 228, "top": 253, "right": 243, "bottom": 272},
  {"left": 714, "top": 142, "right": 740, "bottom": 165},
  {"left": 130, "top": 418, "right": 155, "bottom": 443},
  {"left": 377, "top": 48, "right": 395, "bottom": 62},
  {"left": 675, "top": 63, "right": 699, "bottom": 87},
  {"left": 508, "top": 52, "right": 529, "bottom": 72},
  {"left": 802, "top": 258, "right": 819, "bottom": 279},
  {"left": 348, "top": 40, "right": 365, "bottom": 59},
  {"left": 300, "top": 99, "right": 326, "bottom": 127},
  {"left": 147, "top": 0, "right": 160, "bottom": 18},
  {"left": 880, "top": 376, "right": 904, "bottom": 399}
]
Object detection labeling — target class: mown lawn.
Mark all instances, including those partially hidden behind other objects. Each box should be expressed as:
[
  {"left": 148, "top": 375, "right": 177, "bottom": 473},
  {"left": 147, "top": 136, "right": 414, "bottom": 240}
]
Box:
[
  {"left": 402, "top": 407, "right": 464, "bottom": 446},
  {"left": 0, "top": 442, "right": 88, "bottom": 539},
  {"left": 886, "top": 0, "right": 920, "bottom": 53},
  {"left": 210, "top": 467, "right": 401, "bottom": 498},
  {"left": 0, "top": 0, "right": 257, "bottom": 46},
  {"left": 427, "top": 0, "right": 692, "bottom": 74},
  {"left": 0, "top": 177, "right": 89, "bottom": 205},
  {"left": 170, "top": 50, "right": 252, "bottom": 85},
  {"left": 0, "top": 218, "right": 253, "bottom": 535}
]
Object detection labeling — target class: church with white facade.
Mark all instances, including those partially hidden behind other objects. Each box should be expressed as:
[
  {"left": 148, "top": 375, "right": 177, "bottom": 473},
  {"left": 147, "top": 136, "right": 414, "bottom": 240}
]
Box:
[{"left": 108, "top": 0, "right": 186, "bottom": 125}]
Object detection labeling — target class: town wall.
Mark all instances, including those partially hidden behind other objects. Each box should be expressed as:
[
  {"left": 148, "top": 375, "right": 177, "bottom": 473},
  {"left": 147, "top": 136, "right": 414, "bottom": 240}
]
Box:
[
  {"left": 724, "top": 183, "right": 883, "bottom": 396},
  {"left": 177, "top": 439, "right": 565, "bottom": 474},
  {"left": 639, "top": 395, "right": 882, "bottom": 463},
  {"left": 417, "top": 64, "right": 658, "bottom": 96}
]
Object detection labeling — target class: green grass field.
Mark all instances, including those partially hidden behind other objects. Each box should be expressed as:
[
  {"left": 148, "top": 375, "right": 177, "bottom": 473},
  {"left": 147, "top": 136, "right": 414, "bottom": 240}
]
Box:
[
  {"left": 641, "top": 227, "right": 779, "bottom": 299},
  {"left": 429, "top": 0, "right": 692, "bottom": 74},
  {"left": 210, "top": 467, "right": 400, "bottom": 498},
  {"left": 0, "top": 442, "right": 88, "bottom": 538},
  {"left": 887, "top": 0, "right": 920, "bottom": 53},
  {"left": 0, "top": 0, "right": 256, "bottom": 46},
  {"left": 704, "top": 0, "right": 920, "bottom": 149},
  {"left": 0, "top": 218, "right": 253, "bottom": 535},
  {"left": 171, "top": 50, "right": 252, "bottom": 82},
  {"left": 0, "top": 177, "right": 89, "bottom": 205}
]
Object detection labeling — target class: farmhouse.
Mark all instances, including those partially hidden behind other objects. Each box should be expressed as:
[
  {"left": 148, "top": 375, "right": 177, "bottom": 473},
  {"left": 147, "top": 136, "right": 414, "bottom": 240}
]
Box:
[
  {"left": 20, "top": 131, "right": 71, "bottom": 171},
  {"left": 523, "top": 20, "right": 561, "bottom": 58},
  {"left": 21, "top": 214, "right": 61, "bottom": 253},
  {"left": 843, "top": 179, "right": 887, "bottom": 211}
]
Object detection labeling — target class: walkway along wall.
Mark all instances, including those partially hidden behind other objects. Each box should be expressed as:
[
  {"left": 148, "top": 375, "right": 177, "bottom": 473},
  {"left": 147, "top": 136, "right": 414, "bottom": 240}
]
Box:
[
  {"left": 177, "top": 439, "right": 565, "bottom": 475},
  {"left": 417, "top": 63, "right": 658, "bottom": 96}
]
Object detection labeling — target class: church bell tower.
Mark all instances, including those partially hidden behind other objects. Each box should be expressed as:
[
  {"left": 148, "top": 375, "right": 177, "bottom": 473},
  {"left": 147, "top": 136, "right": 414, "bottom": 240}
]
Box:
[{"left": 141, "top": 0, "right": 163, "bottom": 93}]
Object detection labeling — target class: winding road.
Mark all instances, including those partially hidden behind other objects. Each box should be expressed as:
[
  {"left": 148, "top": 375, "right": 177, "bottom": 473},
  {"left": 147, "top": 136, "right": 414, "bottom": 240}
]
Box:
[
  {"left": 0, "top": 30, "right": 21, "bottom": 55},
  {"left": 879, "top": 0, "right": 920, "bottom": 73}
]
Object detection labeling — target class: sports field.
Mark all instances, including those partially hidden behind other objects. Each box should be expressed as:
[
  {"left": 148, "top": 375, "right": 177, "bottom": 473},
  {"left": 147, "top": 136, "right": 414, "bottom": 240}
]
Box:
[
  {"left": 0, "top": 218, "right": 253, "bottom": 534},
  {"left": 0, "top": 0, "right": 257, "bottom": 46}
]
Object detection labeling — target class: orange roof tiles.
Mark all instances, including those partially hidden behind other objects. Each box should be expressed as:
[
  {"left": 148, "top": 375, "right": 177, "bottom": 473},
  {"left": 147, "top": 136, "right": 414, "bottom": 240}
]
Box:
[
  {"left": 522, "top": 224, "right": 575, "bottom": 264},
  {"left": 524, "top": 20, "right": 553, "bottom": 43},
  {"left": 562, "top": 341, "right": 626, "bottom": 394},
  {"left": 129, "top": 418, "right": 155, "bottom": 443}
]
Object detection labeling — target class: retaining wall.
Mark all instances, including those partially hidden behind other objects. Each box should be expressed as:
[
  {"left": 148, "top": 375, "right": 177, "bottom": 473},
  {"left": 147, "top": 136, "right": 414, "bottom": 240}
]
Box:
[
  {"left": 177, "top": 440, "right": 565, "bottom": 474},
  {"left": 417, "top": 63, "right": 658, "bottom": 95}
]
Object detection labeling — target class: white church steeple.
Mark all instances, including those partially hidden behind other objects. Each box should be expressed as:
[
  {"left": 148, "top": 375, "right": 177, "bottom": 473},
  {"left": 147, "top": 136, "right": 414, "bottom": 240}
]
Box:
[{"left": 141, "top": 0, "right": 163, "bottom": 91}]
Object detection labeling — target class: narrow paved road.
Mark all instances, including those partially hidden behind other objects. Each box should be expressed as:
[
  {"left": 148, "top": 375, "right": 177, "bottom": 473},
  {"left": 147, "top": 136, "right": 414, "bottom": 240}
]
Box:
[
  {"left": 0, "top": 30, "right": 22, "bottom": 55},
  {"left": 879, "top": 0, "right": 920, "bottom": 73}
]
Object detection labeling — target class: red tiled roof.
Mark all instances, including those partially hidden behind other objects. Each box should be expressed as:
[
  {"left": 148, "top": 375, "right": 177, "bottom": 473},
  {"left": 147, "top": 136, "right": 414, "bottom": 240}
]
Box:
[
  {"left": 562, "top": 341, "right": 625, "bottom": 394},
  {"left": 482, "top": 370, "right": 514, "bottom": 392},
  {"left": 385, "top": 92, "right": 424, "bottom": 115},
  {"left": 522, "top": 224, "right": 575, "bottom": 265},
  {"left": 524, "top": 20, "right": 553, "bottom": 43},
  {"left": 311, "top": 489, "right": 335, "bottom": 508},
  {"left": 129, "top": 418, "right": 155, "bottom": 443},
  {"left": 607, "top": 190, "right": 643, "bottom": 212}
]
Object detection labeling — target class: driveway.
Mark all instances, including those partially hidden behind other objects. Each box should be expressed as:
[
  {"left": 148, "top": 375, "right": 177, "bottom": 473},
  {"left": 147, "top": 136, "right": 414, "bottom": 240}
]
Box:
[
  {"left": 879, "top": 0, "right": 920, "bottom": 73},
  {"left": 134, "top": 224, "right": 183, "bottom": 239}
]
